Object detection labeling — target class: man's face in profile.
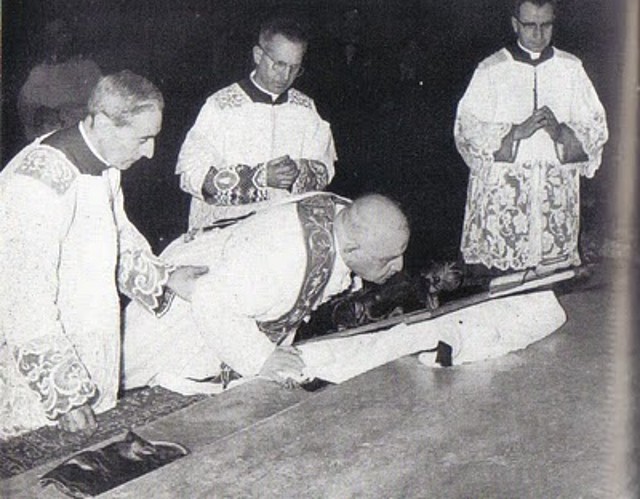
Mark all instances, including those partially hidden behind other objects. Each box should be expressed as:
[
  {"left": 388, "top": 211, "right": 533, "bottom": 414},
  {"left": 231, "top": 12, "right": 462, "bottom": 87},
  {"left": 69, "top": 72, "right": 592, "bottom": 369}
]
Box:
[
  {"left": 102, "top": 108, "right": 162, "bottom": 170},
  {"left": 512, "top": 1, "right": 555, "bottom": 53}
]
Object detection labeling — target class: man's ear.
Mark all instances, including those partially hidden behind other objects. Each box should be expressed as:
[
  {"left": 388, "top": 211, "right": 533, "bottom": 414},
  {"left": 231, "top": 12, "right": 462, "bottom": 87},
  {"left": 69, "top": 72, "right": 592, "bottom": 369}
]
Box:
[
  {"left": 511, "top": 16, "right": 519, "bottom": 35},
  {"left": 92, "top": 112, "right": 112, "bottom": 132},
  {"left": 252, "top": 45, "right": 262, "bottom": 66}
]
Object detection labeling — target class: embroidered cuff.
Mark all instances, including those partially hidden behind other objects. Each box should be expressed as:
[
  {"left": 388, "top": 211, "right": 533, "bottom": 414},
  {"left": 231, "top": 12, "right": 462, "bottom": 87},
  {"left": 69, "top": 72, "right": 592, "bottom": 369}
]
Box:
[
  {"left": 202, "top": 164, "right": 269, "bottom": 205},
  {"left": 14, "top": 336, "right": 96, "bottom": 420},
  {"left": 493, "top": 129, "right": 519, "bottom": 163},
  {"left": 291, "top": 159, "right": 329, "bottom": 193},
  {"left": 118, "top": 250, "right": 174, "bottom": 313},
  {"left": 555, "top": 123, "right": 588, "bottom": 164}
]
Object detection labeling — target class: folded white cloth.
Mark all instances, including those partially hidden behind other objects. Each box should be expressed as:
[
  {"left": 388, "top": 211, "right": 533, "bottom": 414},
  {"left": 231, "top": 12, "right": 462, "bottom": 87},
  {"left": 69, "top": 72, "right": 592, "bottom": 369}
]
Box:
[{"left": 299, "top": 290, "right": 566, "bottom": 384}]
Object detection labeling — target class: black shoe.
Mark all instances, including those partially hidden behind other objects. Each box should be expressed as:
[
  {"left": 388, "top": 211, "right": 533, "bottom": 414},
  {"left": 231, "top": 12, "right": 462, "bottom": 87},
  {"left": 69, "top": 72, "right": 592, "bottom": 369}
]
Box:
[{"left": 416, "top": 340, "right": 453, "bottom": 367}]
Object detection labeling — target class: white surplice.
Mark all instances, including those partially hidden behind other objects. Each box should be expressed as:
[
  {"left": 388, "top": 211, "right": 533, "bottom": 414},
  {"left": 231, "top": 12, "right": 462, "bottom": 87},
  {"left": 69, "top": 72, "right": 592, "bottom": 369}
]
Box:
[
  {"left": 176, "top": 80, "right": 337, "bottom": 229},
  {"left": 454, "top": 46, "right": 608, "bottom": 270},
  {"left": 0, "top": 128, "right": 171, "bottom": 438}
]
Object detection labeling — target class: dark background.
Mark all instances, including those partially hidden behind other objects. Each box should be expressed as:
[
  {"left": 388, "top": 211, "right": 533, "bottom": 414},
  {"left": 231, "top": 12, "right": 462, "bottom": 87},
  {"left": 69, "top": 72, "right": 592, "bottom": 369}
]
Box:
[
  {"left": 1, "top": 0, "right": 637, "bottom": 486},
  {"left": 1, "top": 0, "right": 625, "bottom": 271}
]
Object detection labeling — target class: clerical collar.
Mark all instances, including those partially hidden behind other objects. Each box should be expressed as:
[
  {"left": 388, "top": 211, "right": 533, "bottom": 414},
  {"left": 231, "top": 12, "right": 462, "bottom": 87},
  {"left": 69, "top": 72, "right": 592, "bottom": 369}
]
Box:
[
  {"left": 42, "top": 122, "right": 110, "bottom": 176},
  {"left": 518, "top": 41, "right": 541, "bottom": 59},
  {"left": 239, "top": 73, "right": 289, "bottom": 105},
  {"left": 79, "top": 122, "right": 111, "bottom": 167},
  {"left": 507, "top": 41, "right": 554, "bottom": 66}
]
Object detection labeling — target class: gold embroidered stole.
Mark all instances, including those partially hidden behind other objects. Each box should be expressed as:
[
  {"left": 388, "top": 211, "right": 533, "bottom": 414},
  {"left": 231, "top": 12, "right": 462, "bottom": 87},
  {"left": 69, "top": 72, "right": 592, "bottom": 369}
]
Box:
[{"left": 257, "top": 194, "right": 340, "bottom": 343}]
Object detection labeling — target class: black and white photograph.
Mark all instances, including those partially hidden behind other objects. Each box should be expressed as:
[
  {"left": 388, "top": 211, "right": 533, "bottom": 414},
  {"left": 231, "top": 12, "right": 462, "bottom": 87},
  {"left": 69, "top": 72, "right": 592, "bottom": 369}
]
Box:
[{"left": 1, "top": 0, "right": 638, "bottom": 496}]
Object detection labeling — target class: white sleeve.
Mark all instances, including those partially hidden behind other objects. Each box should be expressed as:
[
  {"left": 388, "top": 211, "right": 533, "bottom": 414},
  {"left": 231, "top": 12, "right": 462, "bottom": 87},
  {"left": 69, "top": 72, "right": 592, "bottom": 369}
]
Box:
[
  {"left": 303, "top": 108, "right": 337, "bottom": 181},
  {"left": 564, "top": 62, "right": 609, "bottom": 178},
  {"left": 175, "top": 97, "right": 227, "bottom": 200},
  {"left": 454, "top": 64, "right": 513, "bottom": 175},
  {"left": 0, "top": 168, "right": 96, "bottom": 419},
  {"left": 110, "top": 171, "right": 174, "bottom": 313}
]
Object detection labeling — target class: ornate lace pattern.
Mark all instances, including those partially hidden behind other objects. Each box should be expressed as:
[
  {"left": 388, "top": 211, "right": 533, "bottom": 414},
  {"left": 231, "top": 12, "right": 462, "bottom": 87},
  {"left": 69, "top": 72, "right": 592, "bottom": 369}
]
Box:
[
  {"left": 567, "top": 110, "right": 608, "bottom": 178},
  {"left": 454, "top": 112, "right": 512, "bottom": 176},
  {"left": 214, "top": 84, "right": 249, "bottom": 110},
  {"left": 118, "top": 250, "right": 173, "bottom": 313},
  {"left": 202, "top": 163, "right": 269, "bottom": 206},
  {"left": 461, "top": 159, "right": 581, "bottom": 270},
  {"left": 13, "top": 335, "right": 96, "bottom": 420},
  {"left": 288, "top": 89, "right": 313, "bottom": 109},
  {"left": 15, "top": 149, "right": 77, "bottom": 194}
]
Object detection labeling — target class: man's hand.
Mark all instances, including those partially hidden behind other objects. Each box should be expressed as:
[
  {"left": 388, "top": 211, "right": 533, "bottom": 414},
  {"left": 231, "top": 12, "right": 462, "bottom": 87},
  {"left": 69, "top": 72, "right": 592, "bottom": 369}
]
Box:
[
  {"left": 167, "top": 265, "right": 209, "bottom": 302},
  {"left": 512, "top": 109, "right": 548, "bottom": 141},
  {"left": 58, "top": 403, "right": 97, "bottom": 437},
  {"left": 538, "top": 105, "right": 561, "bottom": 141},
  {"left": 266, "top": 155, "right": 299, "bottom": 190},
  {"left": 259, "top": 346, "right": 306, "bottom": 387}
]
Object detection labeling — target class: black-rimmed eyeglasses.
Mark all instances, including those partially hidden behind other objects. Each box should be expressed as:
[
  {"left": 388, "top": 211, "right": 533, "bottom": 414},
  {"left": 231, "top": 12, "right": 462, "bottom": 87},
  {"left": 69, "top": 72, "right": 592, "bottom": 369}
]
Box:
[{"left": 258, "top": 44, "right": 305, "bottom": 78}]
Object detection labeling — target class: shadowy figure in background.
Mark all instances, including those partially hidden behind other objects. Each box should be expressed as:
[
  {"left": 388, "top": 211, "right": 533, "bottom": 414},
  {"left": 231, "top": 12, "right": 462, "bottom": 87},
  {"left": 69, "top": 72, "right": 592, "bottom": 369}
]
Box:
[
  {"left": 371, "top": 38, "right": 432, "bottom": 196},
  {"left": 18, "top": 18, "right": 102, "bottom": 142},
  {"left": 367, "top": 36, "right": 463, "bottom": 268}
]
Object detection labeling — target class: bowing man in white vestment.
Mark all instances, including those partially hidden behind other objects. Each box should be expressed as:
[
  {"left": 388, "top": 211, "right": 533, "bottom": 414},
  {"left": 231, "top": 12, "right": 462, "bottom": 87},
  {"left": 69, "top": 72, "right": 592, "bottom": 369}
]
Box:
[
  {"left": 0, "top": 71, "right": 207, "bottom": 438},
  {"left": 124, "top": 193, "right": 408, "bottom": 394},
  {"left": 123, "top": 193, "right": 567, "bottom": 396},
  {"left": 176, "top": 16, "right": 337, "bottom": 230},
  {"left": 454, "top": 0, "right": 608, "bottom": 272}
]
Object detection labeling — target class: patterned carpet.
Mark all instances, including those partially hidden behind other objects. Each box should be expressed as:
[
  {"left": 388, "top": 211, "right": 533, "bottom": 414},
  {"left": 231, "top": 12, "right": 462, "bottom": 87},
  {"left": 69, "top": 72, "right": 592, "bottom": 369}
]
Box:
[{"left": 0, "top": 386, "right": 206, "bottom": 479}]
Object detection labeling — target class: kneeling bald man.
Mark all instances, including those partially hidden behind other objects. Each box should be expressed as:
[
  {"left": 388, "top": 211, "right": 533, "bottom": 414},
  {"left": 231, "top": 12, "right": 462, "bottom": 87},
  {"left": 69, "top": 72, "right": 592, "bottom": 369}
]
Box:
[
  {"left": 123, "top": 192, "right": 409, "bottom": 393},
  {"left": 124, "top": 191, "right": 566, "bottom": 395}
]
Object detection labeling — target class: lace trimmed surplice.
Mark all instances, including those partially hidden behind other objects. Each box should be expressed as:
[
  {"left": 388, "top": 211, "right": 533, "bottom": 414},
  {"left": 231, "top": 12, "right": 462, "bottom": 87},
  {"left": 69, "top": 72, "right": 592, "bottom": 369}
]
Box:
[{"left": 454, "top": 47, "right": 608, "bottom": 270}]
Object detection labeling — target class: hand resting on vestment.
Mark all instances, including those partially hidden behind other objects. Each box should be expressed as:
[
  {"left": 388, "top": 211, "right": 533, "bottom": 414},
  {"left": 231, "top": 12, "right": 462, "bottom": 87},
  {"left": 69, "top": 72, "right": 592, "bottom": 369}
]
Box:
[{"left": 167, "top": 265, "right": 209, "bottom": 302}]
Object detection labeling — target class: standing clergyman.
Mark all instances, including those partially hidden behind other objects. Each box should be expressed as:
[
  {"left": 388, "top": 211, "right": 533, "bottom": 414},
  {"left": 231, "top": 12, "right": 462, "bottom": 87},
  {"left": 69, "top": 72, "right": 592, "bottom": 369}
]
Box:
[
  {"left": 176, "top": 15, "right": 337, "bottom": 230},
  {"left": 454, "top": 0, "right": 608, "bottom": 273}
]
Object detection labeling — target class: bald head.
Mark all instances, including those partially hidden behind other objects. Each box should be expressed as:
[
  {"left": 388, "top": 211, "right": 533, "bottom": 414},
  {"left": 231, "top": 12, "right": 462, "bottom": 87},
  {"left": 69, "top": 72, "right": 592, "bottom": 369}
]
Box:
[
  {"left": 347, "top": 194, "right": 409, "bottom": 245},
  {"left": 337, "top": 194, "right": 410, "bottom": 284}
]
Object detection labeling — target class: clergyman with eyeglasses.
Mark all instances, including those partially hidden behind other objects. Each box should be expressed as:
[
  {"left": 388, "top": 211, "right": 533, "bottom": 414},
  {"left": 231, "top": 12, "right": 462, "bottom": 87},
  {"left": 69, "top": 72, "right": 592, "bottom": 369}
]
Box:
[
  {"left": 454, "top": 0, "right": 608, "bottom": 274},
  {"left": 176, "top": 16, "right": 337, "bottom": 230}
]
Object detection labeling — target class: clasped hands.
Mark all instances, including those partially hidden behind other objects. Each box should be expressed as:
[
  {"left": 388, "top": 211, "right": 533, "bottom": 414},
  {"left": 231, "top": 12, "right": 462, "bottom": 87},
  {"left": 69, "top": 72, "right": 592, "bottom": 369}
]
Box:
[
  {"left": 512, "top": 105, "right": 561, "bottom": 142},
  {"left": 266, "top": 155, "right": 299, "bottom": 191}
]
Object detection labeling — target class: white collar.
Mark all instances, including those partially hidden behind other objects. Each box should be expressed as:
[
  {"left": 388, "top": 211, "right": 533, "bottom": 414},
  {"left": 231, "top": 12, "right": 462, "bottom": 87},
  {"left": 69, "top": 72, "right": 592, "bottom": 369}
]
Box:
[
  {"left": 518, "top": 41, "right": 542, "bottom": 60},
  {"left": 79, "top": 121, "right": 110, "bottom": 167},
  {"left": 250, "top": 71, "right": 283, "bottom": 100}
]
